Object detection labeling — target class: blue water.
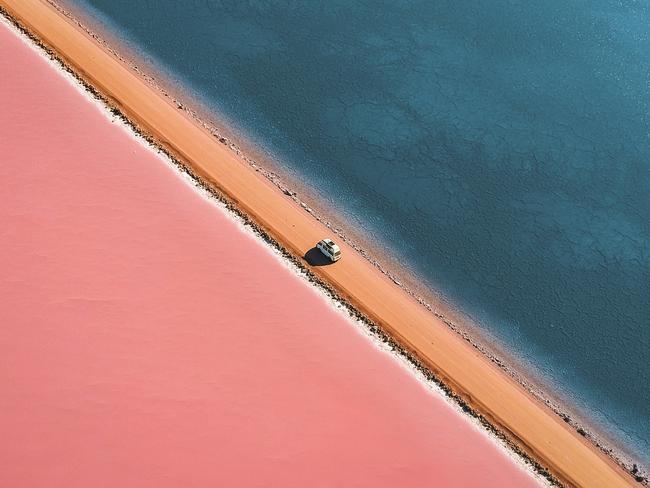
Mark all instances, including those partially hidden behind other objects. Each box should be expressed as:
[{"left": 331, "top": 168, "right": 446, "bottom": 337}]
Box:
[{"left": 68, "top": 0, "right": 650, "bottom": 463}]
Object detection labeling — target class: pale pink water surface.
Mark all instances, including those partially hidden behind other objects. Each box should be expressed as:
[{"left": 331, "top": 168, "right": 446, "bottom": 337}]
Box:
[{"left": 0, "top": 23, "right": 539, "bottom": 487}]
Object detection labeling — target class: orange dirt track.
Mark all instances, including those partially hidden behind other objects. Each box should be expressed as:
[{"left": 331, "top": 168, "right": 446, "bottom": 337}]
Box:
[{"left": 0, "top": 1, "right": 637, "bottom": 486}]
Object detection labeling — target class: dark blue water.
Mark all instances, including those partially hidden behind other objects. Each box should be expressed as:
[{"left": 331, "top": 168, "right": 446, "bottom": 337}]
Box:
[{"left": 68, "top": 0, "right": 650, "bottom": 463}]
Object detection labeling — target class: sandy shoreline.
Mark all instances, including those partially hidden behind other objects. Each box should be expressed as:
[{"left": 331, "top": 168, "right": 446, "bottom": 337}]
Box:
[{"left": 0, "top": 0, "right": 641, "bottom": 486}]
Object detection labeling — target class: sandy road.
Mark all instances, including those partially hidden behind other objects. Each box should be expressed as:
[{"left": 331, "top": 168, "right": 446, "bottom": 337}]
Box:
[{"left": 0, "top": 1, "right": 638, "bottom": 486}]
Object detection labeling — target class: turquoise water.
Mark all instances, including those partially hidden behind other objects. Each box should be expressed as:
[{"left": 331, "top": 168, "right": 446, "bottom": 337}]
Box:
[{"left": 68, "top": 0, "right": 650, "bottom": 464}]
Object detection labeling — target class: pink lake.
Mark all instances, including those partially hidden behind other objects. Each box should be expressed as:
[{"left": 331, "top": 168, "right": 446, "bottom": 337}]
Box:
[{"left": 0, "top": 22, "right": 539, "bottom": 487}]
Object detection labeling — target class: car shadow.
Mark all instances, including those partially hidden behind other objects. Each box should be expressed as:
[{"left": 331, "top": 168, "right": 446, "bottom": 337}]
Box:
[{"left": 304, "top": 247, "right": 333, "bottom": 266}]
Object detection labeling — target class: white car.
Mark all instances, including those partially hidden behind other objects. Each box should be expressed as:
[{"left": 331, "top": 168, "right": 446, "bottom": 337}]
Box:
[{"left": 317, "top": 238, "right": 341, "bottom": 262}]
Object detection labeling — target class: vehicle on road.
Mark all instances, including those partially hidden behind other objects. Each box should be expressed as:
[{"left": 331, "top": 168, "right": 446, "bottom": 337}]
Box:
[{"left": 317, "top": 238, "right": 341, "bottom": 262}]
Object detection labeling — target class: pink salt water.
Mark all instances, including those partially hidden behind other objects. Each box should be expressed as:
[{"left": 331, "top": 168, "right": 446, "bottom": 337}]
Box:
[{"left": 0, "top": 23, "right": 539, "bottom": 487}]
